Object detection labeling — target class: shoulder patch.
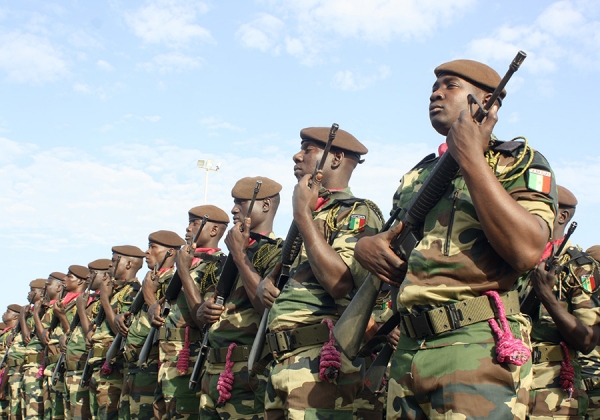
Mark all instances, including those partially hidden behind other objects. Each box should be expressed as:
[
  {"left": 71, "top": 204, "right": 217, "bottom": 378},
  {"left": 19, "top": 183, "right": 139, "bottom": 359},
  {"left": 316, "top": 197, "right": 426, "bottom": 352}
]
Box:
[
  {"left": 581, "top": 273, "right": 597, "bottom": 293},
  {"left": 526, "top": 168, "right": 552, "bottom": 193},
  {"left": 348, "top": 214, "right": 366, "bottom": 231}
]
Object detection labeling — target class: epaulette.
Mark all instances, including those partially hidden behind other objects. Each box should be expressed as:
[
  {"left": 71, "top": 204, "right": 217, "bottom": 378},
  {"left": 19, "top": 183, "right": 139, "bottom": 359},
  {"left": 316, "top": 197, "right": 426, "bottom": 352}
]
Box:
[
  {"left": 131, "top": 282, "right": 141, "bottom": 292},
  {"left": 249, "top": 232, "right": 280, "bottom": 245},
  {"left": 193, "top": 252, "right": 226, "bottom": 262},
  {"left": 566, "top": 246, "right": 594, "bottom": 267},
  {"left": 491, "top": 140, "right": 524, "bottom": 154},
  {"left": 410, "top": 153, "right": 437, "bottom": 171}
]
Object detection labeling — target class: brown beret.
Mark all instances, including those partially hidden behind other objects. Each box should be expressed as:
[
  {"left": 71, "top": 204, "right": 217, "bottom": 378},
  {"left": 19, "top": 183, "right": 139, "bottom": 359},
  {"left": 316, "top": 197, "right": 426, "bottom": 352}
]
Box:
[
  {"left": 188, "top": 205, "right": 230, "bottom": 224},
  {"left": 557, "top": 185, "right": 578, "bottom": 208},
  {"left": 49, "top": 272, "right": 66, "bottom": 282},
  {"left": 69, "top": 265, "right": 89, "bottom": 280},
  {"left": 300, "top": 127, "right": 368, "bottom": 156},
  {"left": 231, "top": 177, "right": 282, "bottom": 200},
  {"left": 148, "top": 230, "right": 186, "bottom": 248},
  {"left": 29, "top": 279, "right": 46, "bottom": 289},
  {"left": 112, "top": 245, "right": 146, "bottom": 258},
  {"left": 88, "top": 259, "right": 111, "bottom": 271},
  {"left": 7, "top": 304, "right": 22, "bottom": 314},
  {"left": 435, "top": 59, "right": 506, "bottom": 99},
  {"left": 586, "top": 246, "right": 600, "bottom": 262}
]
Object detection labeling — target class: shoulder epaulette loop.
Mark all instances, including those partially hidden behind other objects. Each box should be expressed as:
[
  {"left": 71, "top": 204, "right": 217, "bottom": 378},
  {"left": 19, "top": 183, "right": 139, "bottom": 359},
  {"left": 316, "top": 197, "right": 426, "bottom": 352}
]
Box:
[
  {"left": 485, "top": 136, "right": 534, "bottom": 183},
  {"left": 200, "top": 260, "right": 221, "bottom": 295},
  {"left": 325, "top": 199, "right": 384, "bottom": 234},
  {"left": 252, "top": 239, "right": 283, "bottom": 271}
]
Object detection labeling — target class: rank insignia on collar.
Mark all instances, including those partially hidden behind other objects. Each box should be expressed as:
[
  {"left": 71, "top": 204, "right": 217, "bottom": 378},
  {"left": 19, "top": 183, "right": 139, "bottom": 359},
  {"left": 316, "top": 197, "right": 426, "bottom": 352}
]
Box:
[
  {"left": 526, "top": 168, "right": 552, "bottom": 194},
  {"left": 349, "top": 214, "right": 366, "bottom": 231}
]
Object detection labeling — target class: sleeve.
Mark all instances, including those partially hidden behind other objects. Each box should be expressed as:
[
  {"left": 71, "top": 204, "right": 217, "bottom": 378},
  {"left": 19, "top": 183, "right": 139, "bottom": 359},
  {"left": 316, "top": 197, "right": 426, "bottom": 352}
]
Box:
[{"left": 570, "top": 265, "right": 600, "bottom": 328}]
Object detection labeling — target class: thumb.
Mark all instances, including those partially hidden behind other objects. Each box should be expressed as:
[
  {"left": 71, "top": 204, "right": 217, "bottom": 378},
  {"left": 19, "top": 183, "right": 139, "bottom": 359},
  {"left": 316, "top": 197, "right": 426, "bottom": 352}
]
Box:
[
  {"left": 244, "top": 218, "right": 252, "bottom": 231},
  {"left": 386, "top": 222, "right": 404, "bottom": 240}
]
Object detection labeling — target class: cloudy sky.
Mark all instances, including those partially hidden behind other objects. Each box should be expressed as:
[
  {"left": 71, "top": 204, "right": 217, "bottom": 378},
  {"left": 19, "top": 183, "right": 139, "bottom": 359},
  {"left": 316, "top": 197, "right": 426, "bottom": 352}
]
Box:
[{"left": 1, "top": 0, "right": 599, "bottom": 310}]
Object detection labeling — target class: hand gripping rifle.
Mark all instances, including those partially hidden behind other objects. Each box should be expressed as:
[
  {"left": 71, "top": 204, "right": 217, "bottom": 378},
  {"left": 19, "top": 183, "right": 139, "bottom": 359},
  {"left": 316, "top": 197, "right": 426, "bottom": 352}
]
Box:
[
  {"left": 521, "top": 221, "right": 577, "bottom": 316},
  {"left": 80, "top": 255, "right": 120, "bottom": 387},
  {"left": 139, "top": 216, "right": 209, "bottom": 369},
  {"left": 247, "top": 123, "right": 339, "bottom": 372},
  {"left": 333, "top": 51, "right": 527, "bottom": 360},
  {"left": 189, "top": 181, "right": 263, "bottom": 390}
]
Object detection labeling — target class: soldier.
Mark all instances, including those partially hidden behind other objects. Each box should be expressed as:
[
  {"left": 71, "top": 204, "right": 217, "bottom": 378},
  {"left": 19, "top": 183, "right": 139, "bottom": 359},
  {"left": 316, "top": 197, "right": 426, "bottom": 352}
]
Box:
[
  {"left": 87, "top": 246, "right": 144, "bottom": 420},
  {"left": 258, "top": 128, "right": 384, "bottom": 419},
  {"left": 116, "top": 231, "right": 185, "bottom": 420},
  {"left": 354, "top": 59, "right": 558, "bottom": 419},
  {"left": 6, "top": 279, "right": 46, "bottom": 420},
  {"left": 0, "top": 304, "right": 22, "bottom": 419},
  {"left": 63, "top": 259, "right": 111, "bottom": 420},
  {"left": 579, "top": 245, "right": 600, "bottom": 419},
  {"left": 148, "top": 206, "right": 229, "bottom": 419},
  {"left": 199, "top": 177, "right": 283, "bottom": 420}
]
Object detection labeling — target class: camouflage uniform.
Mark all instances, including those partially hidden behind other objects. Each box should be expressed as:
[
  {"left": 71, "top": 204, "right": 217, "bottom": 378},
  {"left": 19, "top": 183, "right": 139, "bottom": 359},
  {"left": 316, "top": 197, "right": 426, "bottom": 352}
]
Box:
[
  {"left": 89, "top": 280, "right": 140, "bottom": 420},
  {"left": 387, "top": 141, "right": 557, "bottom": 419},
  {"left": 155, "top": 252, "right": 224, "bottom": 420},
  {"left": 201, "top": 238, "right": 281, "bottom": 420},
  {"left": 21, "top": 311, "right": 44, "bottom": 419},
  {"left": 524, "top": 244, "right": 600, "bottom": 419},
  {"left": 7, "top": 312, "right": 29, "bottom": 420},
  {"left": 0, "top": 326, "right": 15, "bottom": 420},
  {"left": 266, "top": 189, "right": 383, "bottom": 420},
  {"left": 38, "top": 305, "right": 62, "bottom": 420},
  {"left": 65, "top": 295, "right": 101, "bottom": 420}
]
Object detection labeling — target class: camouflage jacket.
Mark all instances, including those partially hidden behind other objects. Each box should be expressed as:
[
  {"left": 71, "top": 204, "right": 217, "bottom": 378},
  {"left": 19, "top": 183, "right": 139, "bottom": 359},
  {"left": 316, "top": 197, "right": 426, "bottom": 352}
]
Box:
[
  {"left": 269, "top": 188, "right": 383, "bottom": 332},
  {"left": 0, "top": 327, "right": 14, "bottom": 357},
  {"left": 209, "top": 234, "right": 282, "bottom": 348},
  {"left": 393, "top": 140, "right": 557, "bottom": 314},
  {"left": 66, "top": 294, "right": 101, "bottom": 366},
  {"left": 7, "top": 306, "right": 34, "bottom": 365},
  {"left": 21, "top": 310, "right": 40, "bottom": 358}
]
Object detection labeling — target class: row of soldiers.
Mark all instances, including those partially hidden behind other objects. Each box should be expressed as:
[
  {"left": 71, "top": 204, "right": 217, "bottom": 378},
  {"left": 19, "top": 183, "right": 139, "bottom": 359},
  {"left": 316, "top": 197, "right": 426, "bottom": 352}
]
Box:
[{"left": 1, "top": 56, "right": 600, "bottom": 420}]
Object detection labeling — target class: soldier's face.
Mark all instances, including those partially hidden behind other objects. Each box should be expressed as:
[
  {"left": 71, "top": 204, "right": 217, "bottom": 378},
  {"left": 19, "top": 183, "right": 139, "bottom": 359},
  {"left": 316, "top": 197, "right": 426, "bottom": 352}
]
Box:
[
  {"left": 45, "top": 279, "right": 62, "bottom": 299},
  {"left": 185, "top": 219, "right": 202, "bottom": 244},
  {"left": 146, "top": 242, "right": 169, "bottom": 269},
  {"left": 65, "top": 273, "right": 81, "bottom": 292},
  {"left": 293, "top": 141, "right": 324, "bottom": 180}
]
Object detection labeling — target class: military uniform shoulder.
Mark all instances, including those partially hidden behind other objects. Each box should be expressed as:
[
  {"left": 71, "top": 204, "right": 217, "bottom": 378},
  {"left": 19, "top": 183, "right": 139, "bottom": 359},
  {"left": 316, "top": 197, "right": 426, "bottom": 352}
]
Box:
[
  {"left": 410, "top": 153, "right": 437, "bottom": 171},
  {"left": 565, "top": 246, "right": 596, "bottom": 267}
]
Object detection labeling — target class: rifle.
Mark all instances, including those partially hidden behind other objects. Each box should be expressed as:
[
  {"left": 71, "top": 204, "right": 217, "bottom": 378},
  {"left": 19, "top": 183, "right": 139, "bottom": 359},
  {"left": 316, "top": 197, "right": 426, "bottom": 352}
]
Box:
[
  {"left": 521, "top": 221, "right": 577, "bottom": 316},
  {"left": 189, "top": 180, "right": 263, "bottom": 389},
  {"left": 333, "top": 51, "right": 527, "bottom": 360},
  {"left": 0, "top": 323, "right": 22, "bottom": 395},
  {"left": 247, "top": 123, "right": 339, "bottom": 372},
  {"left": 139, "top": 216, "right": 209, "bottom": 369}
]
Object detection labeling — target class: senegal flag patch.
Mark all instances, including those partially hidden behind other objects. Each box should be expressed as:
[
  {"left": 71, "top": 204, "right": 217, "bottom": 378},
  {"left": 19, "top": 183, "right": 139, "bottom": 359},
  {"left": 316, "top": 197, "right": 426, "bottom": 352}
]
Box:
[
  {"left": 526, "top": 168, "right": 552, "bottom": 193},
  {"left": 582, "top": 274, "right": 597, "bottom": 293},
  {"left": 348, "top": 214, "right": 366, "bottom": 231}
]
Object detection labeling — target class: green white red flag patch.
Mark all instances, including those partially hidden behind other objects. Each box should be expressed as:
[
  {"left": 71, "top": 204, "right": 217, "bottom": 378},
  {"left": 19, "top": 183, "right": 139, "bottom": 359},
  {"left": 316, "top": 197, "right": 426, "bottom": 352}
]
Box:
[
  {"left": 349, "top": 214, "right": 366, "bottom": 231},
  {"left": 527, "top": 168, "right": 552, "bottom": 194}
]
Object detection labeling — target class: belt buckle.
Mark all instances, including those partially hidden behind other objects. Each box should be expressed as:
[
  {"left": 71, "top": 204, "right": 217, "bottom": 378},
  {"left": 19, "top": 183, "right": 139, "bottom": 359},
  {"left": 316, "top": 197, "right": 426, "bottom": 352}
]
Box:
[
  {"left": 532, "top": 347, "right": 541, "bottom": 364},
  {"left": 275, "top": 331, "right": 290, "bottom": 352},
  {"left": 407, "top": 312, "right": 434, "bottom": 339},
  {"left": 444, "top": 303, "right": 464, "bottom": 330},
  {"left": 164, "top": 328, "right": 172, "bottom": 341}
]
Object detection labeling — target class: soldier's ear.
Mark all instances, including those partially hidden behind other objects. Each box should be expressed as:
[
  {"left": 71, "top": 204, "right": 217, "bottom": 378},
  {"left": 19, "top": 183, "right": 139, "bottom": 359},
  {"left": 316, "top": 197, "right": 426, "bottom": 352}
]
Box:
[
  {"left": 262, "top": 198, "right": 271, "bottom": 213},
  {"left": 330, "top": 149, "right": 344, "bottom": 169}
]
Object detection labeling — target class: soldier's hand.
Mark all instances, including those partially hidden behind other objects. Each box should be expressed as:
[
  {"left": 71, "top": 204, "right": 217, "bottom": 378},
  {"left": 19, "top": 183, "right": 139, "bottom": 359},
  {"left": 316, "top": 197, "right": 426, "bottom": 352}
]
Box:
[
  {"left": 33, "top": 299, "right": 43, "bottom": 314},
  {"left": 59, "top": 334, "right": 67, "bottom": 353},
  {"left": 530, "top": 263, "right": 556, "bottom": 300},
  {"left": 76, "top": 293, "right": 88, "bottom": 314},
  {"left": 114, "top": 313, "right": 129, "bottom": 336},
  {"left": 224, "top": 219, "right": 251, "bottom": 260},
  {"left": 147, "top": 302, "right": 164, "bottom": 328},
  {"left": 176, "top": 247, "right": 194, "bottom": 271},
  {"left": 85, "top": 326, "right": 95, "bottom": 350},
  {"left": 100, "top": 277, "right": 114, "bottom": 296},
  {"left": 387, "top": 327, "right": 400, "bottom": 350},
  {"left": 53, "top": 301, "right": 67, "bottom": 317},
  {"left": 198, "top": 297, "right": 225, "bottom": 324},
  {"left": 292, "top": 173, "right": 320, "bottom": 220},
  {"left": 259, "top": 263, "right": 282, "bottom": 309},
  {"left": 354, "top": 222, "right": 407, "bottom": 287},
  {"left": 23, "top": 332, "right": 31, "bottom": 346}
]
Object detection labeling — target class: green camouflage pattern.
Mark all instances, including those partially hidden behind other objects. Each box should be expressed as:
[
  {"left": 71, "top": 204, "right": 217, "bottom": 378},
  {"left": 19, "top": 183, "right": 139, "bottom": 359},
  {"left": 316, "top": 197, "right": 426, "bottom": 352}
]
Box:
[
  {"left": 268, "top": 188, "right": 383, "bottom": 334},
  {"left": 388, "top": 316, "right": 533, "bottom": 419},
  {"left": 65, "top": 372, "right": 91, "bottom": 420},
  {"left": 89, "top": 368, "right": 123, "bottom": 420},
  {"left": 209, "top": 235, "right": 282, "bottom": 348},
  {"left": 393, "top": 142, "right": 557, "bottom": 314},
  {"left": 21, "top": 364, "right": 44, "bottom": 419},
  {"left": 585, "top": 388, "right": 600, "bottom": 420},
  {"left": 8, "top": 366, "right": 23, "bottom": 420},
  {"left": 264, "top": 346, "right": 364, "bottom": 420},
  {"left": 119, "top": 365, "right": 157, "bottom": 420},
  {"left": 156, "top": 252, "right": 225, "bottom": 420},
  {"left": 0, "top": 328, "right": 11, "bottom": 420}
]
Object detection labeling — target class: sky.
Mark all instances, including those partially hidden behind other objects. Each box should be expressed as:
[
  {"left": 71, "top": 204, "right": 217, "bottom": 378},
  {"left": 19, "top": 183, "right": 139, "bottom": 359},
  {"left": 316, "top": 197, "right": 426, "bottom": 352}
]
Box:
[{"left": 1, "top": 0, "right": 599, "bottom": 310}]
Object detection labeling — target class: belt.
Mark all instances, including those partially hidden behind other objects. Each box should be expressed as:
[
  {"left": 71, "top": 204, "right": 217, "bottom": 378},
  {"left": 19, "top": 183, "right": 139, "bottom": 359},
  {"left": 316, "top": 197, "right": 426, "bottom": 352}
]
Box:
[
  {"left": 46, "top": 354, "right": 61, "bottom": 364},
  {"left": 531, "top": 345, "right": 576, "bottom": 364},
  {"left": 66, "top": 359, "right": 87, "bottom": 371},
  {"left": 584, "top": 377, "right": 600, "bottom": 391},
  {"left": 24, "top": 354, "right": 43, "bottom": 364},
  {"left": 92, "top": 346, "right": 108, "bottom": 359},
  {"left": 208, "top": 345, "right": 251, "bottom": 364},
  {"left": 123, "top": 348, "right": 139, "bottom": 363},
  {"left": 266, "top": 323, "right": 331, "bottom": 354},
  {"left": 6, "top": 358, "right": 24, "bottom": 368},
  {"left": 158, "top": 327, "right": 202, "bottom": 342},
  {"left": 399, "top": 291, "right": 520, "bottom": 339}
]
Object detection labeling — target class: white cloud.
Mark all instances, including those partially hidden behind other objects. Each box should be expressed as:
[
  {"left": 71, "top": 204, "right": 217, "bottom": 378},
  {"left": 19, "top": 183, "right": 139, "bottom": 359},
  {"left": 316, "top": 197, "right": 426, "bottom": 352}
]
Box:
[
  {"left": 138, "top": 52, "right": 204, "bottom": 73},
  {"left": 97, "top": 59, "right": 115, "bottom": 71},
  {"left": 236, "top": 13, "right": 285, "bottom": 54},
  {"left": 125, "top": 0, "right": 213, "bottom": 47},
  {"left": 199, "top": 117, "right": 244, "bottom": 132},
  {"left": 332, "top": 65, "right": 391, "bottom": 91},
  {"left": 466, "top": 0, "right": 600, "bottom": 73},
  {"left": 0, "top": 31, "right": 69, "bottom": 83}
]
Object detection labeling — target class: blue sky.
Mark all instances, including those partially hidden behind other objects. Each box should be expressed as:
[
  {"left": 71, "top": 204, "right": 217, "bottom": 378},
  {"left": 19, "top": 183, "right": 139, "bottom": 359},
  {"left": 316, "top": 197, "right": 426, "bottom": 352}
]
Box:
[{"left": 1, "top": 0, "right": 599, "bottom": 310}]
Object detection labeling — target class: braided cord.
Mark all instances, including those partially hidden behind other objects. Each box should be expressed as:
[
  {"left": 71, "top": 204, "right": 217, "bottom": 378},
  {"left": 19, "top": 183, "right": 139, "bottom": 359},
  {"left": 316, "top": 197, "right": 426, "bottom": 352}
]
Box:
[{"left": 485, "top": 136, "right": 534, "bottom": 183}]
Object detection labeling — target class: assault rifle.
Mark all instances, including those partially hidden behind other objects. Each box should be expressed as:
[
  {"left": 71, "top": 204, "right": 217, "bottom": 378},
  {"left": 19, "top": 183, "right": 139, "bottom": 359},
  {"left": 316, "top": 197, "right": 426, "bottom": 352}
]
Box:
[
  {"left": 139, "top": 216, "right": 209, "bottom": 369},
  {"left": 247, "top": 123, "right": 339, "bottom": 372},
  {"left": 333, "top": 51, "right": 527, "bottom": 360},
  {"left": 521, "top": 221, "right": 577, "bottom": 316},
  {"left": 189, "top": 180, "right": 263, "bottom": 389},
  {"left": 80, "top": 256, "right": 121, "bottom": 387}
]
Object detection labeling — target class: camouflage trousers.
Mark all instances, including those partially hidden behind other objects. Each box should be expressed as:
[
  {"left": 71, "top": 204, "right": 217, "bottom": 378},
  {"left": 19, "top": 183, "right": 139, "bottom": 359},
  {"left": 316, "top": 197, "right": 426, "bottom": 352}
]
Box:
[
  {"left": 8, "top": 366, "right": 23, "bottom": 420},
  {"left": 0, "top": 398, "right": 8, "bottom": 420},
  {"left": 529, "top": 361, "right": 588, "bottom": 420},
  {"left": 119, "top": 363, "right": 158, "bottom": 420},
  {"left": 387, "top": 320, "right": 532, "bottom": 420},
  {"left": 42, "top": 367, "right": 67, "bottom": 420},
  {"left": 20, "top": 363, "right": 44, "bottom": 419},
  {"left": 585, "top": 387, "right": 600, "bottom": 420},
  {"left": 154, "top": 361, "right": 200, "bottom": 419},
  {"left": 264, "top": 345, "right": 365, "bottom": 420},
  {"left": 65, "top": 371, "right": 92, "bottom": 420},
  {"left": 89, "top": 365, "right": 124, "bottom": 420}
]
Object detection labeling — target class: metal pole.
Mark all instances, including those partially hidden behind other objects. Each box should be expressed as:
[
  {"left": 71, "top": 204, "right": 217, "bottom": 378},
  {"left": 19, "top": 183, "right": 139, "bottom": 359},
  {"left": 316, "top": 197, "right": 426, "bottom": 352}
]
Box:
[{"left": 204, "top": 170, "right": 209, "bottom": 204}]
